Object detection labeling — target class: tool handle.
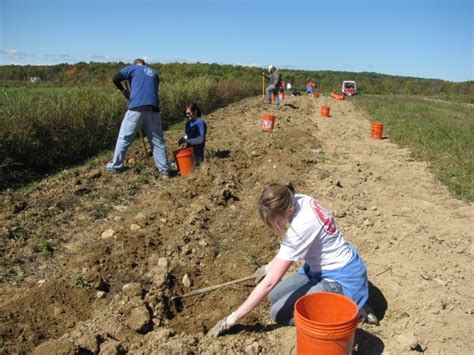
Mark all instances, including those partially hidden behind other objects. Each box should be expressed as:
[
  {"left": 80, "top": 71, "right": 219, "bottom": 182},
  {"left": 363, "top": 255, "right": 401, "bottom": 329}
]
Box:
[
  {"left": 171, "top": 274, "right": 255, "bottom": 300},
  {"left": 121, "top": 80, "right": 131, "bottom": 91}
]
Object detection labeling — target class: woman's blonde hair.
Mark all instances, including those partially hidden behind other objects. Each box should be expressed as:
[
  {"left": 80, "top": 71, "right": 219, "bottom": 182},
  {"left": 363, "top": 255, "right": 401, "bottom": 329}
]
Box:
[{"left": 258, "top": 182, "right": 296, "bottom": 233}]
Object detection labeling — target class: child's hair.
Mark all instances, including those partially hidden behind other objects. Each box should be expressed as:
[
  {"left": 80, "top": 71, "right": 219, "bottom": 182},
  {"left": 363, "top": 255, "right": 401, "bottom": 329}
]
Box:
[
  {"left": 258, "top": 182, "right": 296, "bottom": 233},
  {"left": 185, "top": 103, "right": 202, "bottom": 117}
]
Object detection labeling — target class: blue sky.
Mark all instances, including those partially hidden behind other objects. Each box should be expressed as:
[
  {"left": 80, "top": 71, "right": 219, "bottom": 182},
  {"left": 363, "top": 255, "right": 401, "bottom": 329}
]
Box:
[{"left": 1, "top": 0, "right": 472, "bottom": 82}]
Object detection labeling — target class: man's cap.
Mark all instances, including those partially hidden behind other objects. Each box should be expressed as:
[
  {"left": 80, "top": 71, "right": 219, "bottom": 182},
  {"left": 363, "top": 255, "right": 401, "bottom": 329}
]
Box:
[{"left": 268, "top": 65, "right": 275, "bottom": 71}]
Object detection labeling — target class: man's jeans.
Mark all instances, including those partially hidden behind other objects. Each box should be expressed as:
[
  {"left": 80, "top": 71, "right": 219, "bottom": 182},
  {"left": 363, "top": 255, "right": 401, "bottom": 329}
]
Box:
[
  {"left": 265, "top": 84, "right": 280, "bottom": 105},
  {"left": 268, "top": 273, "right": 344, "bottom": 325},
  {"left": 107, "top": 110, "right": 169, "bottom": 174}
]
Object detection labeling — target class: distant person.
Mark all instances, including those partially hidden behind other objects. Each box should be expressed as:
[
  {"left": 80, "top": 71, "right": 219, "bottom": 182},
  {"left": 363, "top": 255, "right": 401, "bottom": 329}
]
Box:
[
  {"left": 262, "top": 65, "right": 282, "bottom": 106},
  {"left": 286, "top": 82, "right": 292, "bottom": 91},
  {"left": 107, "top": 58, "right": 170, "bottom": 178},
  {"left": 306, "top": 81, "right": 316, "bottom": 95},
  {"left": 208, "top": 182, "right": 376, "bottom": 337},
  {"left": 177, "top": 103, "right": 207, "bottom": 164}
]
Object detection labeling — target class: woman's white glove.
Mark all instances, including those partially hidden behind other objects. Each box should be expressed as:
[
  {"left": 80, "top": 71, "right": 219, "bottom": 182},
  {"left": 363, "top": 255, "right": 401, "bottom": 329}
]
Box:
[
  {"left": 206, "top": 312, "right": 239, "bottom": 337},
  {"left": 254, "top": 263, "right": 271, "bottom": 284}
]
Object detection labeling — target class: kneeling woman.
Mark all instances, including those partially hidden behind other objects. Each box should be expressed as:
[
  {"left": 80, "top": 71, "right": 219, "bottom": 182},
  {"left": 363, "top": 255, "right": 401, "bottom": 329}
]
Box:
[
  {"left": 178, "top": 103, "right": 207, "bottom": 164},
  {"left": 209, "top": 182, "right": 369, "bottom": 336}
]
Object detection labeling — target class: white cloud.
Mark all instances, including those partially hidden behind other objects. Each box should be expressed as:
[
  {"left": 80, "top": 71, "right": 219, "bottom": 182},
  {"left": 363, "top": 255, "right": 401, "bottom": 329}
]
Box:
[
  {"left": 44, "top": 54, "right": 72, "bottom": 59},
  {"left": 89, "top": 54, "right": 149, "bottom": 63},
  {"left": 178, "top": 59, "right": 200, "bottom": 64},
  {"left": 235, "top": 62, "right": 261, "bottom": 68},
  {"left": 280, "top": 64, "right": 299, "bottom": 70},
  {"left": 0, "top": 49, "right": 28, "bottom": 57},
  {"left": 89, "top": 54, "right": 124, "bottom": 61}
]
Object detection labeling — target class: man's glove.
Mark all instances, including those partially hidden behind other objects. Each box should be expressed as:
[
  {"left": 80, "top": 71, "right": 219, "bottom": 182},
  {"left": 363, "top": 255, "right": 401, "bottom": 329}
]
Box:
[
  {"left": 177, "top": 137, "right": 187, "bottom": 146},
  {"left": 207, "top": 312, "right": 239, "bottom": 337},
  {"left": 254, "top": 263, "right": 271, "bottom": 284},
  {"left": 121, "top": 89, "right": 130, "bottom": 100}
]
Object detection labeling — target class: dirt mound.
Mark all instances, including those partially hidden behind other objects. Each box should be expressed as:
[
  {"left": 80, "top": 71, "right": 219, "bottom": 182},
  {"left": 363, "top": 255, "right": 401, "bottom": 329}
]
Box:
[{"left": 1, "top": 95, "right": 472, "bottom": 354}]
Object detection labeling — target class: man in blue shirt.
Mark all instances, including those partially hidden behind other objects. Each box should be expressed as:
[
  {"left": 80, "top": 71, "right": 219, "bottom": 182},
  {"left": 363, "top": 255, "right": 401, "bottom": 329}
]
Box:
[{"left": 107, "top": 58, "right": 170, "bottom": 177}]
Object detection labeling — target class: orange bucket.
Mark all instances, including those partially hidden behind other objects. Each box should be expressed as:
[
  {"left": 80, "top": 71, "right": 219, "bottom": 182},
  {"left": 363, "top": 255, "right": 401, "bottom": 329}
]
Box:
[
  {"left": 314, "top": 92, "right": 320, "bottom": 98},
  {"left": 370, "top": 122, "right": 384, "bottom": 139},
  {"left": 330, "top": 92, "right": 345, "bottom": 100},
  {"left": 320, "top": 106, "right": 330, "bottom": 118},
  {"left": 262, "top": 114, "right": 276, "bottom": 132},
  {"left": 294, "top": 292, "right": 358, "bottom": 355},
  {"left": 174, "top": 147, "right": 194, "bottom": 176}
]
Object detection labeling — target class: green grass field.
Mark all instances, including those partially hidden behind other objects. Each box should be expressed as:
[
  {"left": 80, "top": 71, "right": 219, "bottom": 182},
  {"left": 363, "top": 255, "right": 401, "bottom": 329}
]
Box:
[
  {"left": 0, "top": 78, "right": 257, "bottom": 189},
  {"left": 354, "top": 95, "right": 474, "bottom": 201}
]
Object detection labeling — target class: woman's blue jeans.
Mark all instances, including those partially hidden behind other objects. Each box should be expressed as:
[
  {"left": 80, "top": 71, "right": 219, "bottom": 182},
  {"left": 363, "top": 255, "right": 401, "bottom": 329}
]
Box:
[
  {"left": 268, "top": 273, "right": 343, "bottom": 325},
  {"left": 107, "top": 110, "right": 169, "bottom": 174}
]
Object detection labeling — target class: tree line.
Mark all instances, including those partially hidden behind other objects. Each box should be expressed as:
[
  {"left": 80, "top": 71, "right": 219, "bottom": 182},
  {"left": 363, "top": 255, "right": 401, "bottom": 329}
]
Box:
[{"left": 1, "top": 62, "right": 472, "bottom": 99}]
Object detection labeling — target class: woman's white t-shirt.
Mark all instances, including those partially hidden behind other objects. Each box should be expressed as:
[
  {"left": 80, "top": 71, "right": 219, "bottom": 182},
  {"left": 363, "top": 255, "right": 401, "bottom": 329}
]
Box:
[{"left": 276, "top": 194, "right": 353, "bottom": 272}]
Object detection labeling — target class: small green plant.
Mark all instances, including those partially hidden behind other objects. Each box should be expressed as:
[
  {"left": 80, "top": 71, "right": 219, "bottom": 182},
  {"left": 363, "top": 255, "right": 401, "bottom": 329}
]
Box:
[
  {"left": 40, "top": 239, "right": 54, "bottom": 257},
  {"left": 74, "top": 273, "right": 89, "bottom": 288},
  {"left": 103, "top": 189, "right": 120, "bottom": 204},
  {"left": 316, "top": 149, "right": 327, "bottom": 163},
  {"left": 31, "top": 239, "right": 54, "bottom": 257},
  {"left": 4, "top": 265, "right": 25, "bottom": 279},
  {"left": 90, "top": 203, "right": 110, "bottom": 219}
]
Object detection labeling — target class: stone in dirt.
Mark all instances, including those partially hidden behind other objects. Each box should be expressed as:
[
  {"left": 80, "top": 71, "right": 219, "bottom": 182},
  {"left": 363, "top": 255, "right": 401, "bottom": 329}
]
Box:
[
  {"left": 122, "top": 283, "right": 143, "bottom": 298},
  {"left": 31, "top": 339, "right": 76, "bottom": 355},
  {"left": 130, "top": 224, "right": 141, "bottom": 231},
  {"left": 101, "top": 228, "right": 115, "bottom": 239},
  {"left": 245, "top": 341, "right": 261, "bottom": 355},
  {"left": 157, "top": 257, "right": 168, "bottom": 268},
  {"left": 126, "top": 305, "right": 152, "bottom": 333},
  {"left": 99, "top": 340, "right": 124, "bottom": 355},
  {"left": 182, "top": 273, "right": 192, "bottom": 288}
]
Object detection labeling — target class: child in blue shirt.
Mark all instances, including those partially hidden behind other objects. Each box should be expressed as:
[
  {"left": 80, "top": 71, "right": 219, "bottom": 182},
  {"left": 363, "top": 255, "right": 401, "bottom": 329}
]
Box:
[{"left": 178, "top": 103, "right": 207, "bottom": 164}]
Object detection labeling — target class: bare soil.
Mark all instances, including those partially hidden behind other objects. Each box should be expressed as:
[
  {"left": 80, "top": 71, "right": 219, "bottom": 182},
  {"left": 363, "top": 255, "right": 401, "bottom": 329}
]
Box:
[{"left": 1, "top": 95, "right": 472, "bottom": 354}]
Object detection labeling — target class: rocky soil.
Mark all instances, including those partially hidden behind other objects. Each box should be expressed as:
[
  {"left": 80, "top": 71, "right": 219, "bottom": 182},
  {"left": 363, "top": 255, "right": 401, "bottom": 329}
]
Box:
[{"left": 0, "top": 95, "right": 472, "bottom": 354}]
